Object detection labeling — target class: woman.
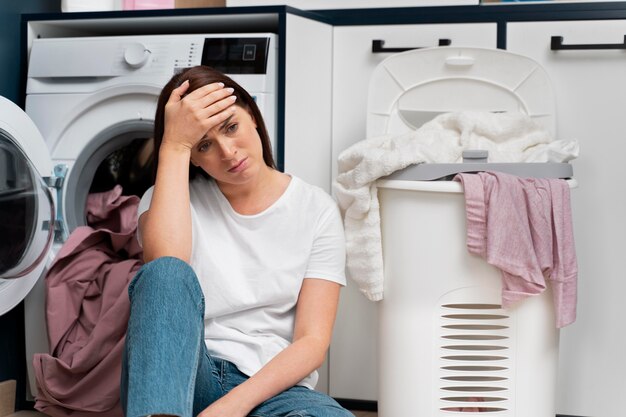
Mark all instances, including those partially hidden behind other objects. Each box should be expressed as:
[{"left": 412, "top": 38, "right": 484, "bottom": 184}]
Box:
[{"left": 120, "top": 65, "right": 351, "bottom": 417}]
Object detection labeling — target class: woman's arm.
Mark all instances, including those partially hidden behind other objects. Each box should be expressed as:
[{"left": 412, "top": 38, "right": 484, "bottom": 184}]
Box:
[
  {"left": 140, "top": 81, "right": 235, "bottom": 263},
  {"left": 198, "top": 278, "right": 342, "bottom": 417}
]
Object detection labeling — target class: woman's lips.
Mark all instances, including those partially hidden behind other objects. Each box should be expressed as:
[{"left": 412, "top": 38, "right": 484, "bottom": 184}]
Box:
[{"left": 228, "top": 157, "right": 248, "bottom": 173}]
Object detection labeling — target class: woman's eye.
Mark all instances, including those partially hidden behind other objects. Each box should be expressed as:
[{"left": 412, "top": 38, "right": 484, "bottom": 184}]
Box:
[
  {"left": 198, "top": 141, "right": 211, "bottom": 152},
  {"left": 226, "top": 123, "right": 238, "bottom": 134}
]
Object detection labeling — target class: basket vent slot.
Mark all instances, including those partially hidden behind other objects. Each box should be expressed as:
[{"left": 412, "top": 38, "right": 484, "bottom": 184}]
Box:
[
  {"left": 442, "top": 355, "right": 507, "bottom": 361},
  {"left": 443, "top": 335, "right": 508, "bottom": 341},
  {"left": 442, "top": 386, "right": 507, "bottom": 392},
  {"left": 443, "top": 314, "right": 509, "bottom": 320},
  {"left": 442, "top": 345, "right": 508, "bottom": 351},
  {"left": 442, "top": 397, "right": 506, "bottom": 403},
  {"left": 437, "top": 301, "right": 514, "bottom": 415},
  {"left": 443, "top": 304, "right": 502, "bottom": 310},
  {"left": 443, "top": 324, "right": 508, "bottom": 330},
  {"left": 442, "top": 366, "right": 507, "bottom": 372},
  {"left": 442, "top": 376, "right": 507, "bottom": 382},
  {"left": 441, "top": 407, "right": 507, "bottom": 413}
]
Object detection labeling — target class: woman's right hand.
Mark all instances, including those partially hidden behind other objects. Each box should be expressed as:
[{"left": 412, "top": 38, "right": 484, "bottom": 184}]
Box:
[{"left": 162, "top": 80, "right": 237, "bottom": 151}]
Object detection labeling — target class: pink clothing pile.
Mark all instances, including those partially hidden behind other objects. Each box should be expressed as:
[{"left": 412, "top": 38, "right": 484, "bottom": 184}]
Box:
[
  {"left": 455, "top": 172, "right": 578, "bottom": 328},
  {"left": 33, "top": 185, "right": 143, "bottom": 417}
]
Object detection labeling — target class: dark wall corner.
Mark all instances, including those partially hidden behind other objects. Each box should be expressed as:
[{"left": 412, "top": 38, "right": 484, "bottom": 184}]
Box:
[
  {"left": 0, "top": 2, "right": 61, "bottom": 412},
  {"left": 0, "top": 0, "right": 60, "bottom": 103}
]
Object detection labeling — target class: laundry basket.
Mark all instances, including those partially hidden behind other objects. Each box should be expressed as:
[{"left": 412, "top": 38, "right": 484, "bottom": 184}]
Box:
[
  {"left": 377, "top": 173, "right": 575, "bottom": 417},
  {"left": 361, "top": 46, "right": 577, "bottom": 416}
]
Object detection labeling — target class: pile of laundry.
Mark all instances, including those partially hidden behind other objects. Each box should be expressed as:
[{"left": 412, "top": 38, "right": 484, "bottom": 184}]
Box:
[{"left": 33, "top": 185, "right": 142, "bottom": 417}]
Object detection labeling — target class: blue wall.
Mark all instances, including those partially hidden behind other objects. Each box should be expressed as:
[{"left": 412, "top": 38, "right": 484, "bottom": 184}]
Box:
[
  {"left": 0, "top": 0, "right": 60, "bottom": 104},
  {"left": 0, "top": 2, "right": 60, "bottom": 410}
]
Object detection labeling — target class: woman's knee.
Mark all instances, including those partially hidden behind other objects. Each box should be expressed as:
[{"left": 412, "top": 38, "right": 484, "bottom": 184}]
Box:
[{"left": 129, "top": 256, "right": 202, "bottom": 304}]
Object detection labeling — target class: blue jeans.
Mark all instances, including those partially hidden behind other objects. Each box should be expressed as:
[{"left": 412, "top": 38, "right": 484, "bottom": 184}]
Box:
[{"left": 121, "top": 257, "right": 353, "bottom": 417}]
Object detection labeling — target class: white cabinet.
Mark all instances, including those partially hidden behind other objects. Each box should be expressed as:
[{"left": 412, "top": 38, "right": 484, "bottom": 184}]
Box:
[
  {"left": 283, "top": 12, "right": 334, "bottom": 395},
  {"left": 283, "top": 14, "right": 333, "bottom": 193},
  {"left": 329, "top": 23, "right": 497, "bottom": 401},
  {"left": 507, "top": 20, "right": 626, "bottom": 417}
]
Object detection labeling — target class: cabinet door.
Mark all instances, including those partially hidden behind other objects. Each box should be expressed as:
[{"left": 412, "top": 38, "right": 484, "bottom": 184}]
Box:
[
  {"left": 284, "top": 13, "right": 334, "bottom": 394},
  {"left": 330, "top": 23, "right": 497, "bottom": 401},
  {"left": 284, "top": 14, "right": 333, "bottom": 193},
  {"left": 508, "top": 20, "right": 626, "bottom": 417}
]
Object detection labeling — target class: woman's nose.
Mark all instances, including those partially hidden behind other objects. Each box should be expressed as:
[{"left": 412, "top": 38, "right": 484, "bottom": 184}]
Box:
[{"left": 218, "top": 138, "right": 237, "bottom": 159}]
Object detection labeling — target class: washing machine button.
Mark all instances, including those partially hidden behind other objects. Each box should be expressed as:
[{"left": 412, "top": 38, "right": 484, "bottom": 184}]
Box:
[{"left": 242, "top": 44, "right": 256, "bottom": 61}]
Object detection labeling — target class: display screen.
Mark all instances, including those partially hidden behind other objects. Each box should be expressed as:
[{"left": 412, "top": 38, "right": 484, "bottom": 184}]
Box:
[{"left": 201, "top": 37, "right": 270, "bottom": 74}]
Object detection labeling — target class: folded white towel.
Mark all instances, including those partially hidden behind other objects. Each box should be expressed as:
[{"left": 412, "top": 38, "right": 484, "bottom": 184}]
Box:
[{"left": 333, "top": 111, "right": 579, "bottom": 301}]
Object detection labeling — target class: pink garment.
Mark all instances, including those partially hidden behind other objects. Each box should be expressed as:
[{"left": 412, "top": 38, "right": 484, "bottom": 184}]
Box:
[
  {"left": 33, "top": 185, "right": 143, "bottom": 417},
  {"left": 455, "top": 172, "right": 577, "bottom": 328},
  {"left": 447, "top": 396, "right": 484, "bottom": 412}
]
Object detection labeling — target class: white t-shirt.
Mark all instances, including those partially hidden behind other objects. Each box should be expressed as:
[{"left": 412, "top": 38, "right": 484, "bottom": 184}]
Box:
[{"left": 137, "top": 175, "right": 346, "bottom": 389}]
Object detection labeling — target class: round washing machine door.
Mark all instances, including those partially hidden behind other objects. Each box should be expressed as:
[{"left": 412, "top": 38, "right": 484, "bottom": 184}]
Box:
[
  {"left": 39, "top": 85, "right": 159, "bottom": 233},
  {"left": 0, "top": 96, "right": 55, "bottom": 315}
]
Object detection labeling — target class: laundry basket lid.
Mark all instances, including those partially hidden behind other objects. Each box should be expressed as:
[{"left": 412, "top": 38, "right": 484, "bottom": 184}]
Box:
[{"left": 367, "top": 47, "right": 555, "bottom": 139}]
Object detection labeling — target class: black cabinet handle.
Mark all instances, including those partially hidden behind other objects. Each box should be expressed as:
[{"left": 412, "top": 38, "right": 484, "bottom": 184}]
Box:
[
  {"left": 551, "top": 35, "right": 626, "bottom": 50},
  {"left": 372, "top": 38, "right": 451, "bottom": 53}
]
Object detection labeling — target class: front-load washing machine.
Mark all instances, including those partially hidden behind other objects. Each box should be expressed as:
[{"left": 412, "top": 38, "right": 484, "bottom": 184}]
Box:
[{"left": 0, "top": 32, "right": 278, "bottom": 398}]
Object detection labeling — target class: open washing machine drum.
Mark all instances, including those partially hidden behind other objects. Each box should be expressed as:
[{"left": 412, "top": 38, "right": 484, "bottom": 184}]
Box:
[{"left": 366, "top": 47, "right": 556, "bottom": 139}]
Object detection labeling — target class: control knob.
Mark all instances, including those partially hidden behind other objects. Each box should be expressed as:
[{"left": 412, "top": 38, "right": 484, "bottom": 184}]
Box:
[{"left": 124, "top": 43, "right": 151, "bottom": 68}]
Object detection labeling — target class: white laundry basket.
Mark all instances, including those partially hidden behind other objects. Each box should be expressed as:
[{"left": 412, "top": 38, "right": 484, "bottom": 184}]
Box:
[
  {"left": 377, "top": 178, "right": 574, "bottom": 417},
  {"left": 363, "top": 46, "right": 576, "bottom": 416}
]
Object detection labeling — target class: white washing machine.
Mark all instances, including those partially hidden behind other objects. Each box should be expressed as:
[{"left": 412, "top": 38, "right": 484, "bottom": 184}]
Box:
[{"left": 0, "top": 32, "right": 277, "bottom": 398}]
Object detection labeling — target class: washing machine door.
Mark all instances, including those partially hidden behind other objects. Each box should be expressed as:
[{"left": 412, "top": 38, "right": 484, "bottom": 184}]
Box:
[{"left": 0, "top": 96, "right": 55, "bottom": 315}]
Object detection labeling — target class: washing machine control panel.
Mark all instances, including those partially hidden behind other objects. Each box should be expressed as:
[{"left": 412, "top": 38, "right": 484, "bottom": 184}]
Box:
[{"left": 27, "top": 33, "right": 277, "bottom": 86}]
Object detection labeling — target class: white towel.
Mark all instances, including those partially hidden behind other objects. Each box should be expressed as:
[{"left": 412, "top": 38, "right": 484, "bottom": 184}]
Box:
[{"left": 333, "top": 111, "right": 579, "bottom": 301}]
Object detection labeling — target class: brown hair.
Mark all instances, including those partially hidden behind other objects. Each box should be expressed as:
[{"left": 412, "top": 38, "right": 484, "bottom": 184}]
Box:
[{"left": 153, "top": 65, "right": 275, "bottom": 180}]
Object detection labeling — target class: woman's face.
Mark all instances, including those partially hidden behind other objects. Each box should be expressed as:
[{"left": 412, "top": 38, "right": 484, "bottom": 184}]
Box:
[{"left": 189, "top": 104, "right": 265, "bottom": 186}]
